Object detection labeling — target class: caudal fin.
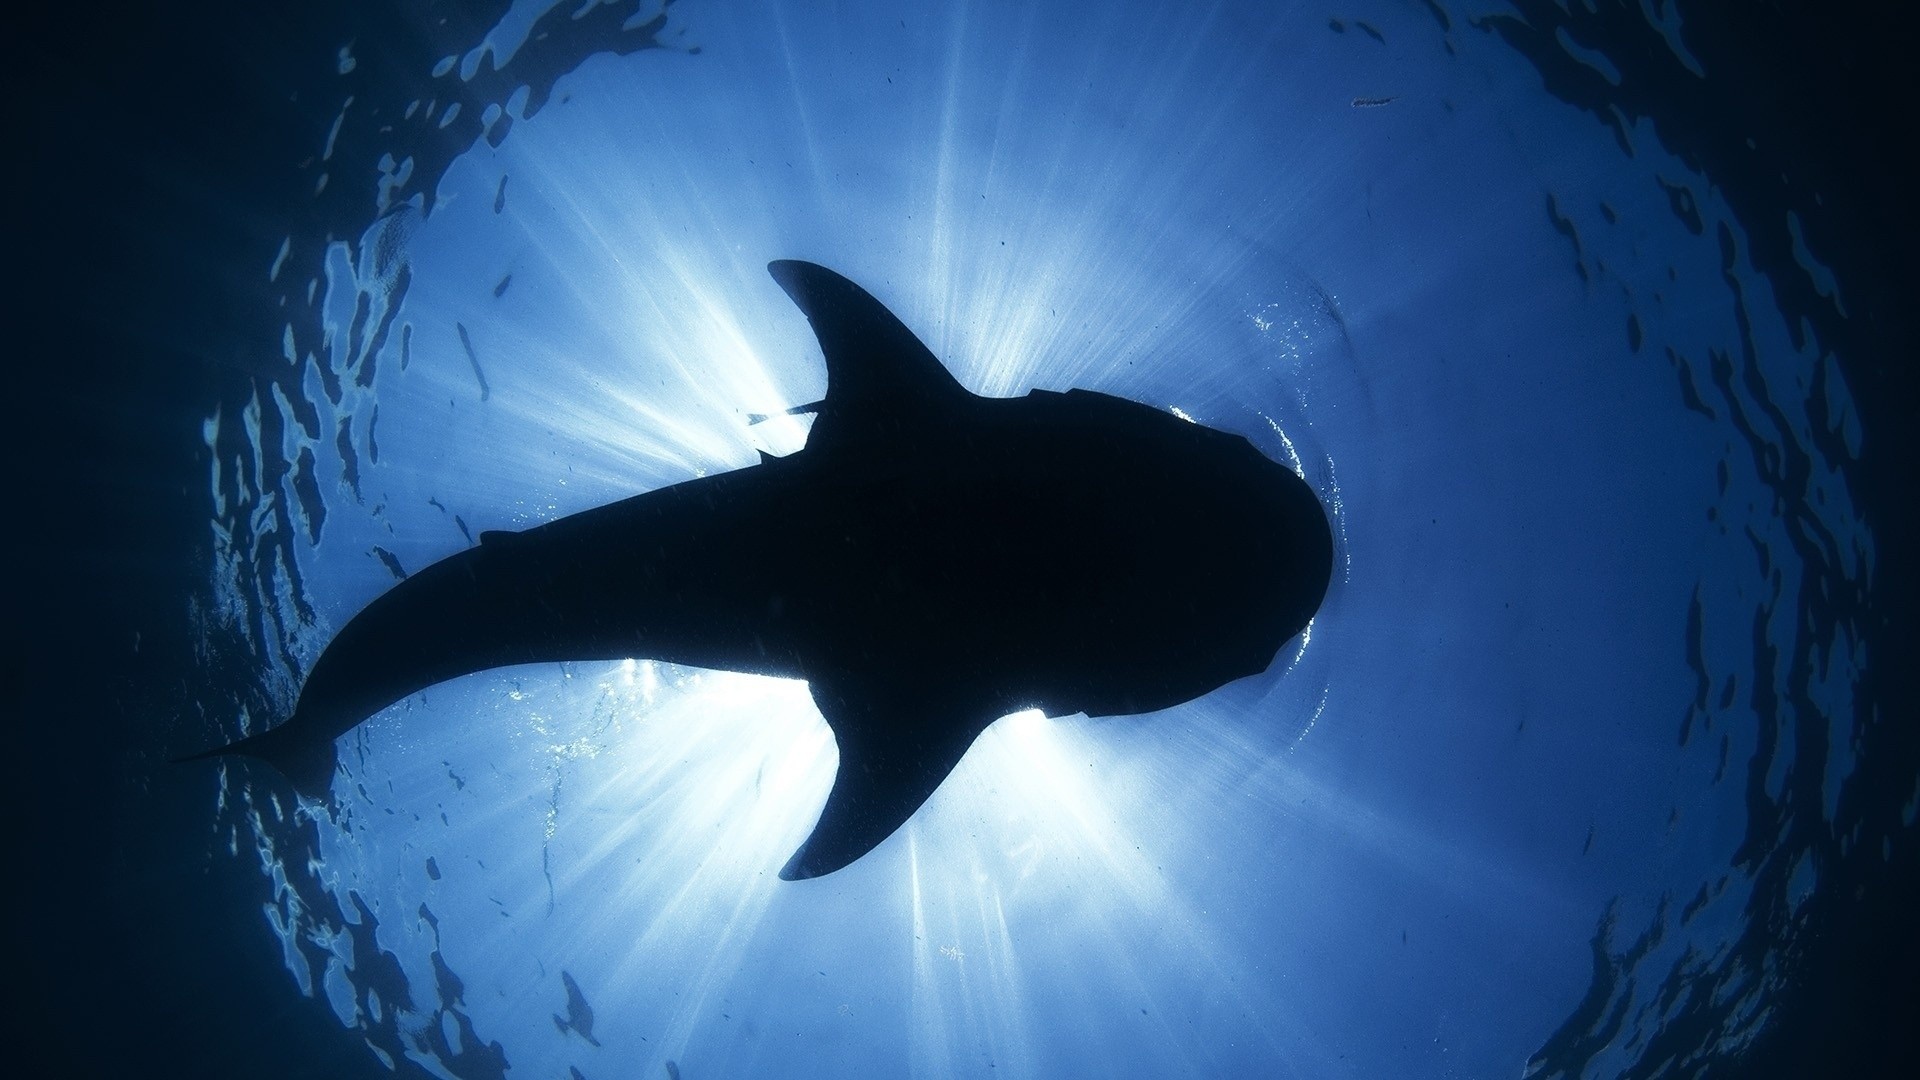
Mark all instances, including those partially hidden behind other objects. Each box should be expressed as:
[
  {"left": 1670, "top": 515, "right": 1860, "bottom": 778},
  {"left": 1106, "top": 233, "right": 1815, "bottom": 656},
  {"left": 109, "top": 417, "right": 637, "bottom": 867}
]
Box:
[{"left": 177, "top": 721, "right": 339, "bottom": 800}]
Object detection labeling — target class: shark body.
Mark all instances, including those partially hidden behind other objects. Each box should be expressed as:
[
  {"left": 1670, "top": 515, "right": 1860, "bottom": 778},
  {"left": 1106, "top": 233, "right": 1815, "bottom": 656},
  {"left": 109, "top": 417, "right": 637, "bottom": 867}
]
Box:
[{"left": 195, "top": 260, "right": 1332, "bottom": 879}]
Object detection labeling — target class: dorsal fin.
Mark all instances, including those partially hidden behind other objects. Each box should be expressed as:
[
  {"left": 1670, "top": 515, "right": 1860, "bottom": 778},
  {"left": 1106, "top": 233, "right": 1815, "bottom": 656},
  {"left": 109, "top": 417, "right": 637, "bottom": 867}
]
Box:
[{"left": 768, "top": 260, "right": 969, "bottom": 447}]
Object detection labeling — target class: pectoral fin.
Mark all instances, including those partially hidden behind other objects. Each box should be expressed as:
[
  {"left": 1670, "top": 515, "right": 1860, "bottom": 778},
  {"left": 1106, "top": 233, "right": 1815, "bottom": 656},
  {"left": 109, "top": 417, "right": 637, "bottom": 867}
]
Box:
[{"left": 782, "top": 678, "right": 998, "bottom": 880}]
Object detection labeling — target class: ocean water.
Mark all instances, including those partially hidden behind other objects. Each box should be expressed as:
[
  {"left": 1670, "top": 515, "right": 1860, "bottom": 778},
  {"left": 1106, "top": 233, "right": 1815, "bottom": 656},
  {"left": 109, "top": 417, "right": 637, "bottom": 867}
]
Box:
[{"left": 17, "top": 1, "right": 1915, "bottom": 1078}]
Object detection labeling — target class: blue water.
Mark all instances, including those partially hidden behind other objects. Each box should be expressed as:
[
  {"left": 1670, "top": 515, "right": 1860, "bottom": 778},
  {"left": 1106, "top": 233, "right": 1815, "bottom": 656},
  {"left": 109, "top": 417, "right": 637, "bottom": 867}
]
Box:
[{"left": 19, "top": 1, "right": 1914, "bottom": 1078}]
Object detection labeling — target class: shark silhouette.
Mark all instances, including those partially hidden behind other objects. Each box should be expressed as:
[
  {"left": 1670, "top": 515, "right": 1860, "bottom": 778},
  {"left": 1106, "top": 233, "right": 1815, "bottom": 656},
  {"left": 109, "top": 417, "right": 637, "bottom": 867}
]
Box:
[{"left": 191, "top": 260, "right": 1333, "bottom": 879}]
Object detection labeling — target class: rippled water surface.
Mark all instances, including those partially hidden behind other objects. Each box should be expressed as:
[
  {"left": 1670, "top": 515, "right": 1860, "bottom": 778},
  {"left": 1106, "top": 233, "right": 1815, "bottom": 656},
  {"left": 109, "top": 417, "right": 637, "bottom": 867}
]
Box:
[{"left": 22, "top": 1, "right": 1915, "bottom": 1078}]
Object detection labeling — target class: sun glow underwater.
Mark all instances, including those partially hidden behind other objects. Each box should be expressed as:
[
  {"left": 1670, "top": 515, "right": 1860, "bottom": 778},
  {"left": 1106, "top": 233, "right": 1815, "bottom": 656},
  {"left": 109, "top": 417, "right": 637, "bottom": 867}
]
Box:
[
  {"left": 278, "top": 200, "right": 1346, "bottom": 876},
  {"left": 229, "top": 140, "right": 1349, "bottom": 1079},
  {"left": 262, "top": 57, "right": 1350, "bottom": 860},
  {"left": 200, "top": 5, "right": 1413, "bottom": 1076},
  {"left": 169, "top": 0, "right": 1894, "bottom": 1075}
]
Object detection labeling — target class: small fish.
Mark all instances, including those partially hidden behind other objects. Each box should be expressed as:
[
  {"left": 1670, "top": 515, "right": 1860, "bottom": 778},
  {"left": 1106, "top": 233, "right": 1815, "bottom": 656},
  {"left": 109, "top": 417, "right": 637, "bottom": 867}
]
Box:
[
  {"left": 553, "top": 971, "right": 601, "bottom": 1047},
  {"left": 371, "top": 546, "right": 408, "bottom": 580},
  {"left": 455, "top": 321, "right": 491, "bottom": 400},
  {"left": 747, "top": 399, "right": 824, "bottom": 425},
  {"left": 1351, "top": 96, "right": 1397, "bottom": 108}
]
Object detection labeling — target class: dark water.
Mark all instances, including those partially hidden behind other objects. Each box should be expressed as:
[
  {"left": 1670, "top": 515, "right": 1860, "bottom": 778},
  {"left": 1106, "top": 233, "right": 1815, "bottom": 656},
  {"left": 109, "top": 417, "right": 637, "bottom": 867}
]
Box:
[{"left": 17, "top": 2, "right": 1916, "bottom": 1077}]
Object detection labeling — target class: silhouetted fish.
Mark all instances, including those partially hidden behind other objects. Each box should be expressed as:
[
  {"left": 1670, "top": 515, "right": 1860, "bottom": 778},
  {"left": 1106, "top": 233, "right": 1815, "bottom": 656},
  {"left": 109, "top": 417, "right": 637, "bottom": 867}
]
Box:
[
  {"left": 185, "top": 260, "right": 1333, "bottom": 879},
  {"left": 551, "top": 970, "right": 600, "bottom": 1047}
]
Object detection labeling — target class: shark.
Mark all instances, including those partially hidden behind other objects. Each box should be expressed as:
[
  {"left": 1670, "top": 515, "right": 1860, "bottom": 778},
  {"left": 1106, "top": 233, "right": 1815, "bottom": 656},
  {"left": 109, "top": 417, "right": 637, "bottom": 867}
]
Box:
[{"left": 190, "top": 260, "right": 1333, "bottom": 879}]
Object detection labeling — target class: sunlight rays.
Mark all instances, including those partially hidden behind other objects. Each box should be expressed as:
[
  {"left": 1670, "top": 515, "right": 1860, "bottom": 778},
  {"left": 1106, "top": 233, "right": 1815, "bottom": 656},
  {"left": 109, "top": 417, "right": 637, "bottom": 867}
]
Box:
[{"left": 210, "top": 2, "right": 1434, "bottom": 1076}]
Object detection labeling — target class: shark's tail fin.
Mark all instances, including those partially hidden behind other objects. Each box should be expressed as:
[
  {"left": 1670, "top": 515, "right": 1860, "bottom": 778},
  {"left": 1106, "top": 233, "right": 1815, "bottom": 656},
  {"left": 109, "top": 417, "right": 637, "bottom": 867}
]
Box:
[{"left": 176, "top": 720, "right": 338, "bottom": 800}]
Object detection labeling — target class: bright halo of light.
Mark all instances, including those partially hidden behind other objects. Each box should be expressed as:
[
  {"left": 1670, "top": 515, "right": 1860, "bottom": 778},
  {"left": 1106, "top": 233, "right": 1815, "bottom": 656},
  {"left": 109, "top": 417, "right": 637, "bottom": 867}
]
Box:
[{"left": 199, "top": 0, "right": 1787, "bottom": 1076}]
